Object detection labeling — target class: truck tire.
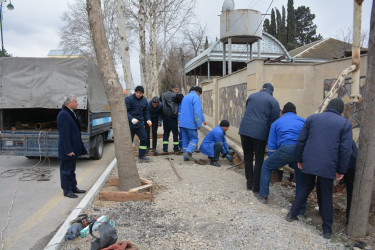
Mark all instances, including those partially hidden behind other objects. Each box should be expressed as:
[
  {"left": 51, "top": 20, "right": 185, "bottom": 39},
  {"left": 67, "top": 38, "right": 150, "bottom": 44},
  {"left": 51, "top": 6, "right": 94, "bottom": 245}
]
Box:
[{"left": 92, "top": 134, "right": 104, "bottom": 160}]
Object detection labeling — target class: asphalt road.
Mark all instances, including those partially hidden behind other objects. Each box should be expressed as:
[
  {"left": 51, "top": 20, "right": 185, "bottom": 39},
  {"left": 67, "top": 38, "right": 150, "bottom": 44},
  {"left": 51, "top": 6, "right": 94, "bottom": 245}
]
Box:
[{"left": 0, "top": 142, "right": 115, "bottom": 250}]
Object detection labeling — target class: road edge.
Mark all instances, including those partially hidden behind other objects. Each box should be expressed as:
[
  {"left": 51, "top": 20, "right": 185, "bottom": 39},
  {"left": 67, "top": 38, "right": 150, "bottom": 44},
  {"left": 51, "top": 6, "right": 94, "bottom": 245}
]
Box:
[{"left": 44, "top": 157, "right": 117, "bottom": 250}]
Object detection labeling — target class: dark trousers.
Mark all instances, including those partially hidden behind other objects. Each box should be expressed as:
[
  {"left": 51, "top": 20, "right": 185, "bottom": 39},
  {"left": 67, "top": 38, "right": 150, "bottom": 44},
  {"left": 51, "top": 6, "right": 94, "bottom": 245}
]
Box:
[
  {"left": 343, "top": 168, "right": 355, "bottom": 222},
  {"left": 162, "top": 116, "right": 179, "bottom": 152},
  {"left": 145, "top": 117, "right": 159, "bottom": 150},
  {"left": 131, "top": 125, "right": 148, "bottom": 158},
  {"left": 211, "top": 142, "right": 224, "bottom": 162},
  {"left": 240, "top": 135, "right": 266, "bottom": 192},
  {"left": 290, "top": 173, "right": 334, "bottom": 233},
  {"left": 60, "top": 159, "right": 77, "bottom": 194}
]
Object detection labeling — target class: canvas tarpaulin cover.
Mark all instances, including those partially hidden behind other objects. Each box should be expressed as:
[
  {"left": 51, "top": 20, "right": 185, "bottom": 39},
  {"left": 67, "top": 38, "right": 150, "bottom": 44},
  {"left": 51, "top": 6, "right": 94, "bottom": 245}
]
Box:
[{"left": 0, "top": 57, "right": 109, "bottom": 113}]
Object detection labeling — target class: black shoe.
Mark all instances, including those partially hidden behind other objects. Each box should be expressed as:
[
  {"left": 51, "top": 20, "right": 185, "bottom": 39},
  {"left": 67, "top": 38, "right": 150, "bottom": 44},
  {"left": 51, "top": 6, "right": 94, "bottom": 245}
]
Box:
[
  {"left": 285, "top": 212, "right": 299, "bottom": 222},
  {"left": 210, "top": 161, "right": 221, "bottom": 167},
  {"left": 251, "top": 187, "right": 259, "bottom": 194},
  {"left": 255, "top": 193, "right": 268, "bottom": 204},
  {"left": 323, "top": 232, "right": 332, "bottom": 239},
  {"left": 153, "top": 149, "right": 158, "bottom": 156},
  {"left": 64, "top": 192, "right": 78, "bottom": 198},
  {"left": 73, "top": 188, "right": 86, "bottom": 194},
  {"left": 138, "top": 156, "right": 151, "bottom": 163},
  {"left": 183, "top": 152, "right": 195, "bottom": 161}
]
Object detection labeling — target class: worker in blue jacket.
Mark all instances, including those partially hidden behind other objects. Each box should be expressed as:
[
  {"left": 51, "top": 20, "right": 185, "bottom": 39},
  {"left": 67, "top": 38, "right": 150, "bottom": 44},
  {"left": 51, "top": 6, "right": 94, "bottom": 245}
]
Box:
[
  {"left": 179, "top": 86, "right": 204, "bottom": 161},
  {"left": 255, "top": 103, "right": 306, "bottom": 216},
  {"left": 286, "top": 98, "right": 352, "bottom": 239},
  {"left": 125, "top": 85, "right": 151, "bottom": 162},
  {"left": 146, "top": 96, "right": 162, "bottom": 156},
  {"left": 199, "top": 120, "right": 233, "bottom": 167}
]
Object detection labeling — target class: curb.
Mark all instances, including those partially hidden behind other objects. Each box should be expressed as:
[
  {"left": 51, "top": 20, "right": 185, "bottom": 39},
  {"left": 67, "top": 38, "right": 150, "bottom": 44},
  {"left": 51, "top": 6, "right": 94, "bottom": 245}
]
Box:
[{"left": 44, "top": 157, "right": 117, "bottom": 250}]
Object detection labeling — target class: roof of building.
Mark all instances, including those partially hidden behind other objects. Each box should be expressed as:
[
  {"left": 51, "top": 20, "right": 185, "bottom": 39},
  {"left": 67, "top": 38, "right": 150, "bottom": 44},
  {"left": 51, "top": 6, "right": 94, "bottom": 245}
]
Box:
[
  {"left": 185, "top": 31, "right": 291, "bottom": 76},
  {"left": 289, "top": 38, "right": 353, "bottom": 59},
  {"left": 47, "top": 49, "right": 84, "bottom": 57}
]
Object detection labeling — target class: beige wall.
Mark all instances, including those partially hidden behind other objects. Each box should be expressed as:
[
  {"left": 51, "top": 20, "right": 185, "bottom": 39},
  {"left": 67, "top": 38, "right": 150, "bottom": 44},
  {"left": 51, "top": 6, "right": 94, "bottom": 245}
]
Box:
[{"left": 200, "top": 55, "right": 368, "bottom": 147}]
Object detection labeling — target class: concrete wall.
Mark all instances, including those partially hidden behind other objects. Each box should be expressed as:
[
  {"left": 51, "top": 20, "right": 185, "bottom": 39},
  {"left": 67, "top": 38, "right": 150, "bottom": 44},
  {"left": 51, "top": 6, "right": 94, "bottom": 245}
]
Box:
[{"left": 201, "top": 55, "right": 368, "bottom": 147}]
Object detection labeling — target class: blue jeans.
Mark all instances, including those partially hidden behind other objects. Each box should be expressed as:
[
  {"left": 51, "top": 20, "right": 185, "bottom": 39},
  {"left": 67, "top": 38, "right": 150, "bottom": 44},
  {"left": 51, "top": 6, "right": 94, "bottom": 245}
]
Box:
[{"left": 259, "top": 144, "right": 306, "bottom": 215}]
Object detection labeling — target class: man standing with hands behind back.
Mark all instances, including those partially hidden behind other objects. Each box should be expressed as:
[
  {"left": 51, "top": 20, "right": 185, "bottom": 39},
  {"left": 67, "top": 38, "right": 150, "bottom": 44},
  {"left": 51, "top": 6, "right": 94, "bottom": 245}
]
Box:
[{"left": 57, "top": 94, "right": 87, "bottom": 198}]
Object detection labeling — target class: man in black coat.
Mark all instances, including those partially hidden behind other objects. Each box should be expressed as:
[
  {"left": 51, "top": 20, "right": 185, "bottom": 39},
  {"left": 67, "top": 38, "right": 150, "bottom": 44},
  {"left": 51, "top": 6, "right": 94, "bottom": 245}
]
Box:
[
  {"left": 57, "top": 94, "right": 88, "bottom": 198},
  {"left": 161, "top": 85, "right": 183, "bottom": 153},
  {"left": 286, "top": 98, "right": 352, "bottom": 239},
  {"left": 125, "top": 85, "right": 151, "bottom": 162},
  {"left": 238, "top": 83, "right": 280, "bottom": 192}
]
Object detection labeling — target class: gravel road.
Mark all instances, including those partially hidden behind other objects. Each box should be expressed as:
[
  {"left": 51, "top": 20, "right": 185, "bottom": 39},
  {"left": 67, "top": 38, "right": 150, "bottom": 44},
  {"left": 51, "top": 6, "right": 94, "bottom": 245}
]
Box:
[{"left": 60, "top": 147, "right": 344, "bottom": 250}]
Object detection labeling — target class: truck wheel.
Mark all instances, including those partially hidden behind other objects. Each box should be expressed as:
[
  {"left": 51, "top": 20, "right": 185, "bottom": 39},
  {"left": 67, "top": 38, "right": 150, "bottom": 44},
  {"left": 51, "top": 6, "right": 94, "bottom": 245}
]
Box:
[{"left": 93, "top": 134, "right": 104, "bottom": 160}]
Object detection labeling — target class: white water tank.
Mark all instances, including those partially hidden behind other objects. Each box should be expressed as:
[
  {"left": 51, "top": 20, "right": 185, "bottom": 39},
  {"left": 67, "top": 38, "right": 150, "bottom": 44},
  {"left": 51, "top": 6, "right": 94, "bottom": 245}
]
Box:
[{"left": 220, "top": 9, "right": 262, "bottom": 43}]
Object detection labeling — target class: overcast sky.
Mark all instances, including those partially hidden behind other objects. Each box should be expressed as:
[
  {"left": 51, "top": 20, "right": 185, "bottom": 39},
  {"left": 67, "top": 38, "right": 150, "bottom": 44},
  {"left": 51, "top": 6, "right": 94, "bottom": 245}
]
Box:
[{"left": 2, "top": 0, "right": 373, "bottom": 86}]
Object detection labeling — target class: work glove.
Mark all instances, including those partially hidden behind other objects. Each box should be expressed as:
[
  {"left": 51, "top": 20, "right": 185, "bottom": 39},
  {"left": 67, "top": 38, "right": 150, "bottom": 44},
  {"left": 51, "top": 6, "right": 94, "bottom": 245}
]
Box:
[
  {"left": 147, "top": 120, "right": 152, "bottom": 127},
  {"left": 226, "top": 154, "right": 233, "bottom": 162},
  {"left": 131, "top": 118, "right": 139, "bottom": 125},
  {"left": 158, "top": 121, "right": 162, "bottom": 127}
]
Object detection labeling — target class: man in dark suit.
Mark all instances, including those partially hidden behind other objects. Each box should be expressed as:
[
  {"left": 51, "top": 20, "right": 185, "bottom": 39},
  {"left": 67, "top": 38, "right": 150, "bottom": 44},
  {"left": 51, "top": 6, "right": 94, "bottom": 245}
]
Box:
[{"left": 57, "top": 94, "right": 88, "bottom": 198}]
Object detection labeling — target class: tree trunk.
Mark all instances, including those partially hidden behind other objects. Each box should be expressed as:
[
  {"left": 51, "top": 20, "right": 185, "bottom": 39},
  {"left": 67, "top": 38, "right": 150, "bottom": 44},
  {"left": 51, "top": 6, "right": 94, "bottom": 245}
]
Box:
[
  {"left": 348, "top": 1, "right": 375, "bottom": 237},
  {"left": 116, "top": 0, "right": 135, "bottom": 93},
  {"left": 138, "top": 0, "right": 147, "bottom": 94},
  {"left": 86, "top": 0, "right": 140, "bottom": 191},
  {"left": 149, "top": 0, "right": 159, "bottom": 97}
]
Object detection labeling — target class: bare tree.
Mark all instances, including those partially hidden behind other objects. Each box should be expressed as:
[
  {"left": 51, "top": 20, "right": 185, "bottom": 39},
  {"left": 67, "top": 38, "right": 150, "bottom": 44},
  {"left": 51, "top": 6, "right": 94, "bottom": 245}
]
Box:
[
  {"left": 116, "top": 0, "right": 135, "bottom": 93},
  {"left": 160, "top": 42, "right": 183, "bottom": 91},
  {"left": 86, "top": 0, "right": 141, "bottom": 191},
  {"left": 183, "top": 23, "right": 207, "bottom": 57},
  {"left": 348, "top": 1, "right": 375, "bottom": 237},
  {"left": 138, "top": 0, "right": 148, "bottom": 95},
  {"left": 60, "top": 0, "right": 120, "bottom": 58},
  {"left": 148, "top": 0, "right": 195, "bottom": 97},
  {"left": 336, "top": 27, "right": 369, "bottom": 48},
  {"left": 120, "top": 0, "right": 195, "bottom": 97}
]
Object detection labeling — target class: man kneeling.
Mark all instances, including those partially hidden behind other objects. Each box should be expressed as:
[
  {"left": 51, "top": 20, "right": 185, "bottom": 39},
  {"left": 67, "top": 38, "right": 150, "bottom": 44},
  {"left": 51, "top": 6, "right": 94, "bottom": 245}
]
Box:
[{"left": 199, "top": 120, "right": 232, "bottom": 167}]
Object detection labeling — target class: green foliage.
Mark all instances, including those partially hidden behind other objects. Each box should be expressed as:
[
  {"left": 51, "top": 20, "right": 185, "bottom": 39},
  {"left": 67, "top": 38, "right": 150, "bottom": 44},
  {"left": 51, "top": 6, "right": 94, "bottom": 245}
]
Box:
[
  {"left": 262, "top": 0, "right": 322, "bottom": 51},
  {"left": 286, "top": 0, "right": 296, "bottom": 49},
  {"left": 270, "top": 9, "right": 277, "bottom": 37},
  {"left": 279, "top": 6, "right": 287, "bottom": 45},
  {"left": 0, "top": 49, "right": 12, "bottom": 57},
  {"left": 295, "top": 6, "right": 322, "bottom": 46},
  {"left": 263, "top": 19, "right": 270, "bottom": 33}
]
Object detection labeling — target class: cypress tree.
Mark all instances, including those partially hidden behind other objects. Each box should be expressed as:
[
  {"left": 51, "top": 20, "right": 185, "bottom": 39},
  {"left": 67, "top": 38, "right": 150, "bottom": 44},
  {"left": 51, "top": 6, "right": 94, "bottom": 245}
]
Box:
[
  {"left": 270, "top": 9, "right": 277, "bottom": 37},
  {"left": 276, "top": 8, "right": 282, "bottom": 40},
  {"left": 286, "top": 0, "right": 296, "bottom": 50},
  {"left": 263, "top": 18, "right": 270, "bottom": 33}
]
